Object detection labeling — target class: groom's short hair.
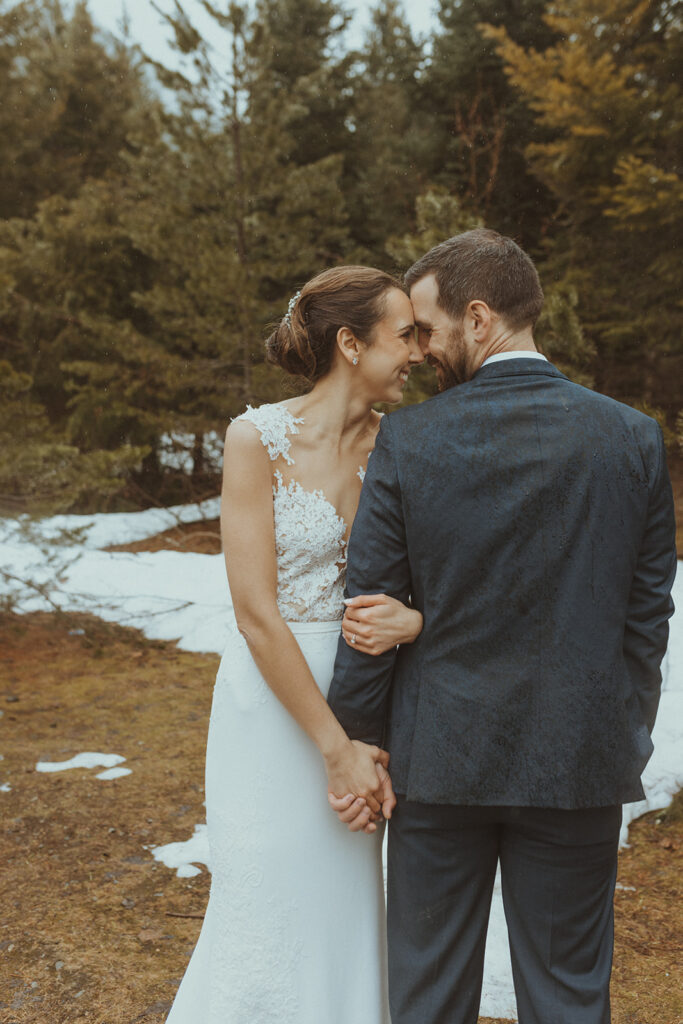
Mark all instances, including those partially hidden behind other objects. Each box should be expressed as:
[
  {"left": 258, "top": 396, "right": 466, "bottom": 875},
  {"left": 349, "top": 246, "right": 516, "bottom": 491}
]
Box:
[{"left": 405, "top": 228, "right": 544, "bottom": 330}]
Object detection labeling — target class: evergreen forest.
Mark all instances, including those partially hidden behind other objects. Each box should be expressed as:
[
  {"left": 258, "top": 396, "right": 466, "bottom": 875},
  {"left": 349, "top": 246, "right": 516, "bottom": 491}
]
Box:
[{"left": 1, "top": 0, "right": 681, "bottom": 514}]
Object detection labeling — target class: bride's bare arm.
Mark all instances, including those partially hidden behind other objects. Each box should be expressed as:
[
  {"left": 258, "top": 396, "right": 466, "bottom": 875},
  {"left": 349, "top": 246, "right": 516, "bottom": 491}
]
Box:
[
  {"left": 221, "top": 420, "right": 387, "bottom": 817},
  {"left": 341, "top": 593, "right": 423, "bottom": 656}
]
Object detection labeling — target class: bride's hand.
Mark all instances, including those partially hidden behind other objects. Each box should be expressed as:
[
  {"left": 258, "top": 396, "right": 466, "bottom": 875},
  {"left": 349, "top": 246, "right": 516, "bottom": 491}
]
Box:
[
  {"left": 328, "top": 761, "right": 397, "bottom": 834},
  {"left": 342, "top": 594, "right": 423, "bottom": 655},
  {"left": 324, "top": 739, "right": 389, "bottom": 816}
]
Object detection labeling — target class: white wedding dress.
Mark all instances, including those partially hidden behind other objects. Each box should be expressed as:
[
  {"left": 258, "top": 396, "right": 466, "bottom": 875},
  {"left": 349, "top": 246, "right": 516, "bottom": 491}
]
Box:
[{"left": 166, "top": 403, "right": 389, "bottom": 1024}]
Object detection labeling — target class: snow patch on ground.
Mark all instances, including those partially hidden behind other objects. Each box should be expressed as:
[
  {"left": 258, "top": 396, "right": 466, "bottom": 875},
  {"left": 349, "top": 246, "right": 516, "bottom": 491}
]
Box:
[
  {"left": 0, "top": 498, "right": 221, "bottom": 551},
  {"left": 35, "top": 752, "right": 126, "bottom": 773},
  {"left": 149, "top": 823, "right": 209, "bottom": 878},
  {"left": 1, "top": 502, "right": 230, "bottom": 653},
  {"left": 96, "top": 766, "right": 132, "bottom": 780},
  {"left": 0, "top": 782, "right": 11, "bottom": 792}
]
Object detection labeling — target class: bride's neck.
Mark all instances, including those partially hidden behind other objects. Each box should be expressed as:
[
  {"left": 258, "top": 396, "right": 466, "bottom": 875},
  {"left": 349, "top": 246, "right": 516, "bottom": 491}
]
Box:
[{"left": 296, "top": 369, "right": 375, "bottom": 443}]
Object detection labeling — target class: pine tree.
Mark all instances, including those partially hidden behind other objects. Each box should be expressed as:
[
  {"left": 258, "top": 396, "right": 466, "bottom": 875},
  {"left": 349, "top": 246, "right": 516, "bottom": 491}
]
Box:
[
  {"left": 482, "top": 0, "right": 682, "bottom": 421},
  {"left": 421, "top": 0, "right": 558, "bottom": 247},
  {"left": 0, "top": 360, "right": 145, "bottom": 515},
  {"left": 123, "top": 0, "right": 353, "bottom": 442},
  {"left": 0, "top": 0, "right": 151, "bottom": 219},
  {"left": 0, "top": 2, "right": 162, "bottom": 509},
  {"left": 343, "top": 0, "right": 427, "bottom": 266}
]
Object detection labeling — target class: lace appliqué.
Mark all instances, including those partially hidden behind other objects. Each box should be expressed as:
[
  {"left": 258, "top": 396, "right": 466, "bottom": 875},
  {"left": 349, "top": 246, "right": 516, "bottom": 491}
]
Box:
[
  {"left": 273, "top": 471, "right": 347, "bottom": 622},
  {"left": 358, "top": 438, "right": 377, "bottom": 482},
  {"left": 238, "top": 403, "right": 303, "bottom": 465}
]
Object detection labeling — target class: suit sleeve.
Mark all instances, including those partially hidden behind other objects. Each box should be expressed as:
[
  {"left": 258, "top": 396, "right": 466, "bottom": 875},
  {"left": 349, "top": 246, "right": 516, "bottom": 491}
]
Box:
[
  {"left": 624, "top": 424, "right": 677, "bottom": 733},
  {"left": 327, "top": 416, "right": 411, "bottom": 746}
]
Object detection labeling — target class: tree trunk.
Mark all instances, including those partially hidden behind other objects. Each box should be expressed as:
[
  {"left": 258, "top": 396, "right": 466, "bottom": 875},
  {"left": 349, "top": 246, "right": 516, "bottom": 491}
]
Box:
[{"left": 191, "top": 432, "right": 204, "bottom": 477}]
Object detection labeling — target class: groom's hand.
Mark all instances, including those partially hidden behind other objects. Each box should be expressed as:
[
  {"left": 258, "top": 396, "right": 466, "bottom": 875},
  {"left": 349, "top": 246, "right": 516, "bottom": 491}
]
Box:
[{"left": 375, "top": 761, "right": 397, "bottom": 820}]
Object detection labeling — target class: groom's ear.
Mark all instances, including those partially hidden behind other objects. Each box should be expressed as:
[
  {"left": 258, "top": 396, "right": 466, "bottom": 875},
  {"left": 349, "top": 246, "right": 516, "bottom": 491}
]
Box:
[{"left": 466, "top": 300, "right": 493, "bottom": 343}]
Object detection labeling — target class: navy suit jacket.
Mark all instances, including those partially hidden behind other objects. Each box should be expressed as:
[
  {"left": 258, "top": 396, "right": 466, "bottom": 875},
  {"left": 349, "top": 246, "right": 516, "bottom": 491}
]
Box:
[{"left": 328, "top": 359, "right": 677, "bottom": 808}]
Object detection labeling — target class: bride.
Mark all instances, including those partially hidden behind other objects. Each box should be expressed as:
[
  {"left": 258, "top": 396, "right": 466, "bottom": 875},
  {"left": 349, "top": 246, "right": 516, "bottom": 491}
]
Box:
[{"left": 166, "top": 266, "right": 424, "bottom": 1023}]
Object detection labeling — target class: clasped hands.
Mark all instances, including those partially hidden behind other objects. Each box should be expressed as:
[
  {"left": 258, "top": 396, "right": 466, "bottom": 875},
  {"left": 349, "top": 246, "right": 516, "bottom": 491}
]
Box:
[{"left": 326, "top": 740, "right": 396, "bottom": 835}]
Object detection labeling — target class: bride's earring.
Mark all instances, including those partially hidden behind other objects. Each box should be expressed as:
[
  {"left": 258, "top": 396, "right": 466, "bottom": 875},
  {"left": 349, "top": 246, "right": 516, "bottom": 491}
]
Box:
[{"left": 352, "top": 356, "right": 359, "bottom": 365}]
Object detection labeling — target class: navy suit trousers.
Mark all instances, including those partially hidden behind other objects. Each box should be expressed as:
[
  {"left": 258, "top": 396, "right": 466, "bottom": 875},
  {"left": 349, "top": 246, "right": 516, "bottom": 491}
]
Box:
[{"left": 387, "top": 800, "right": 622, "bottom": 1024}]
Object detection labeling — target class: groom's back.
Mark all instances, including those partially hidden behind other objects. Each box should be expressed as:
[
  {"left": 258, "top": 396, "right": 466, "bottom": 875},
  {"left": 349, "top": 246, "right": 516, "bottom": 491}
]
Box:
[{"left": 384, "top": 358, "right": 674, "bottom": 807}]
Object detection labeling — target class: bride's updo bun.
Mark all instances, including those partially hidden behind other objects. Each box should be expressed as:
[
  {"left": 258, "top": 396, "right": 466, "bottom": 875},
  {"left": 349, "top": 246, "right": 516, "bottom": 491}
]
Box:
[{"left": 266, "top": 266, "right": 401, "bottom": 383}]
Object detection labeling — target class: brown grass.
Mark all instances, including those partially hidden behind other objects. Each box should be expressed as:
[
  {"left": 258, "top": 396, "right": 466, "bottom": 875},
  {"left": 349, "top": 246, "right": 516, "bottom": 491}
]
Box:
[
  {"left": 0, "top": 613, "right": 216, "bottom": 1023},
  {"left": 0, "top": 612, "right": 681, "bottom": 1023},
  {"left": 611, "top": 791, "right": 683, "bottom": 1024}
]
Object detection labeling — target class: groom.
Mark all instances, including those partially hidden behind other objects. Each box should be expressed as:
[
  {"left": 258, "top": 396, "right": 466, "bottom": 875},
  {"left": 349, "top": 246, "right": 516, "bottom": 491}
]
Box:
[{"left": 328, "top": 229, "right": 677, "bottom": 1024}]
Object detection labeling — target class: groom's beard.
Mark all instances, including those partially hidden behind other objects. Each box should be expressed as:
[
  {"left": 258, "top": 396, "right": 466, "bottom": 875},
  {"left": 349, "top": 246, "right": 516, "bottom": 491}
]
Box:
[
  {"left": 430, "top": 358, "right": 460, "bottom": 392},
  {"left": 433, "top": 325, "right": 472, "bottom": 390}
]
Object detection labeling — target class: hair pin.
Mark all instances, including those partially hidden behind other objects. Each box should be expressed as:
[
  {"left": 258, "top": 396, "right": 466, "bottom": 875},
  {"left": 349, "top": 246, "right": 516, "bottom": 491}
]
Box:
[{"left": 284, "top": 290, "right": 301, "bottom": 328}]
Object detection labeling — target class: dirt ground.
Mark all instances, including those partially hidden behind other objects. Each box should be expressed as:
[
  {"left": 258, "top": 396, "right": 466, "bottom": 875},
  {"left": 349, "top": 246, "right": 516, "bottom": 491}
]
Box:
[
  {"left": 105, "top": 520, "right": 222, "bottom": 556},
  {"left": 0, "top": 611, "right": 681, "bottom": 1024}
]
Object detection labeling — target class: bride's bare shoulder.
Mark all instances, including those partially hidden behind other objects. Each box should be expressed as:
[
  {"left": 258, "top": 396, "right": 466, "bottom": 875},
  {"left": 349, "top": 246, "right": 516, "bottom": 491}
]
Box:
[{"left": 224, "top": 416, "right": 262, "bottom": 449}]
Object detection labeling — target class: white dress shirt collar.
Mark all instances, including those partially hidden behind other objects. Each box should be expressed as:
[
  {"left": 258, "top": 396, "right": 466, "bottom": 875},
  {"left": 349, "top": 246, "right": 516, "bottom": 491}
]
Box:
[{"left": 481, "top": 351, "right": 548, "bottom": 367}]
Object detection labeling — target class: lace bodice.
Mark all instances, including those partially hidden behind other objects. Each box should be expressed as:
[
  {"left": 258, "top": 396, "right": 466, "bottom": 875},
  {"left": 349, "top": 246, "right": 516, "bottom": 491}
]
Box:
[{"left": 235, "top": 403, "right": 362, "bottom": 622}]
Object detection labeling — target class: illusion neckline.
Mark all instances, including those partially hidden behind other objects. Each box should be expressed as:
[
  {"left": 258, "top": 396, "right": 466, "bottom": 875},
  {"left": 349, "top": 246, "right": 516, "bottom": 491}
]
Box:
[
  {"left": 273, "top": 471, "right": 350, "bottom": 546},
  {"left": 271, "top": 406, "right": 368, "bottom": 534}
]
